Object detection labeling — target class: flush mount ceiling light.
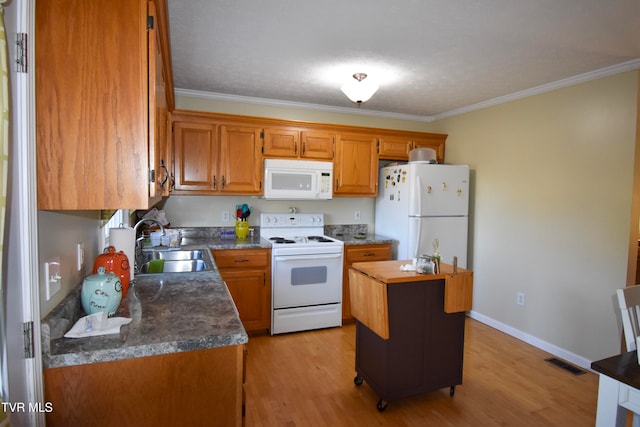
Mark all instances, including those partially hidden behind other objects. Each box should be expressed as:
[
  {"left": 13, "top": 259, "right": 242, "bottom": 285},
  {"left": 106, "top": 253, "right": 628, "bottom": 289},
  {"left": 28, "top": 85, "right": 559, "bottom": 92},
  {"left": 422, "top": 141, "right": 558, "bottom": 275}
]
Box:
[{"left": 340, "top": 73, "right": 378, "bottom": 105}]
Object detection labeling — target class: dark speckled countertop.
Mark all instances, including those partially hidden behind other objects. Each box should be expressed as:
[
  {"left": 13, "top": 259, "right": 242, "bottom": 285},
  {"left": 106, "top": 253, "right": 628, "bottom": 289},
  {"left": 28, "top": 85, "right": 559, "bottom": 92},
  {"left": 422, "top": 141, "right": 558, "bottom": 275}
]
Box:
[{"left": 41, "top": 227, "right": 393, "bottom": 369}]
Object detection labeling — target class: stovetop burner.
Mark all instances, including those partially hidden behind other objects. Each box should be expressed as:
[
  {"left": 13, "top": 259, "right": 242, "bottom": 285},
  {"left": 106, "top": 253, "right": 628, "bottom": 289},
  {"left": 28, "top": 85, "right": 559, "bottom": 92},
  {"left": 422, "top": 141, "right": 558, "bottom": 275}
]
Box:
[
  {"left": 307, "top": 236, "right": 334, "bottom": 242},
  {"left": 269, "top": 237, "right": 296, "bottom": 244}
]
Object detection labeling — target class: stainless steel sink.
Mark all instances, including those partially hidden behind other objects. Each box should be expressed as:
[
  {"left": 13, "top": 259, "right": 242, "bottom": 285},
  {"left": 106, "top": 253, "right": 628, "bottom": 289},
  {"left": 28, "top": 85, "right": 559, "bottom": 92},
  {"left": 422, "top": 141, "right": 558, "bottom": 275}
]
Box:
[
  {"left": 138, "top": 259, "right": 210, "bottom": 273},
  {"left": 136, "top": 249, "right": 213, "bottom": 274},
  {"left": 141, "top": 250, "right": 205, "bottom": 261}
]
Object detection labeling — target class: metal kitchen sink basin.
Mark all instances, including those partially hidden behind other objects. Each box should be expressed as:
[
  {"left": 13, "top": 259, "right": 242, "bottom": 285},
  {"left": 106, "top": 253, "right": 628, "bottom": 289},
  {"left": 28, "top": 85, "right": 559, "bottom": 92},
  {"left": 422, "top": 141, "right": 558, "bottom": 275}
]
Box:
[
  {"left": 140, "top": 250, "right": 205, "bottom": 261},
  {"left": 136, "top": 249, "right": 213, "bottom": 274},
  {"left": 138, "top": 259, "right": 210, "bottom": 274}
]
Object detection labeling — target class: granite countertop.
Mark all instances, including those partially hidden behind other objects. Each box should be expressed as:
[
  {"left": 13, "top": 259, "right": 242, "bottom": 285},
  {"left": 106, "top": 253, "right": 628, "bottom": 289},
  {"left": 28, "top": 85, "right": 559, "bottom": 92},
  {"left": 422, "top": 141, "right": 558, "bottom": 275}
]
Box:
[
  {"left": 41, "top": 242, "right": 252, "bottom": 370},
  {"left": 328, "top": 232, "right": 396, "bottom": 246},
  {"left": 41, "top": 226, "right": 393, "bottom": 369}
]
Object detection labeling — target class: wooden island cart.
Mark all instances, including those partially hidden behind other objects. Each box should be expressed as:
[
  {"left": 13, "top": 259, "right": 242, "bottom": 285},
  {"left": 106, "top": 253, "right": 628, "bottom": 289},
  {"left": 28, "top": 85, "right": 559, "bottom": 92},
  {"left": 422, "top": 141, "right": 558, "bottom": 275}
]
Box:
[{"left": 349, "top": 260, "right": 473, "bottom": 411}]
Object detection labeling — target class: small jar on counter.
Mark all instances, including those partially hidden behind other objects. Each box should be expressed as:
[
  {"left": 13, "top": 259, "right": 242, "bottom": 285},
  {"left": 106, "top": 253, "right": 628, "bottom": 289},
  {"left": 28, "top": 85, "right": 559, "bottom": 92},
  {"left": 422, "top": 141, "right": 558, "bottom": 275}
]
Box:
[{"left": 416, "top": 254, "right": 434, "bottom": 274}]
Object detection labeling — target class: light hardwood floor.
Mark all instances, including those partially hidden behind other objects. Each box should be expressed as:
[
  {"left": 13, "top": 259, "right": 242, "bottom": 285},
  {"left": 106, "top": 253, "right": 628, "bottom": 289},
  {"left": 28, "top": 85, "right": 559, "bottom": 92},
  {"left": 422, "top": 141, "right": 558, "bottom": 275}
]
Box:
[{"left": 244, "top": 318, "right": 599, "bottom": 426}]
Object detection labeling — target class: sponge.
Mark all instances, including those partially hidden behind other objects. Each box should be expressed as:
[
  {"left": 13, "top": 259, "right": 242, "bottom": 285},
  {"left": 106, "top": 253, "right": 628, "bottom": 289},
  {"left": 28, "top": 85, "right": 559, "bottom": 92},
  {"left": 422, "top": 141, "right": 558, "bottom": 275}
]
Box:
[{"left": 148, "top": 259, "right": 165, "bottom": 273}]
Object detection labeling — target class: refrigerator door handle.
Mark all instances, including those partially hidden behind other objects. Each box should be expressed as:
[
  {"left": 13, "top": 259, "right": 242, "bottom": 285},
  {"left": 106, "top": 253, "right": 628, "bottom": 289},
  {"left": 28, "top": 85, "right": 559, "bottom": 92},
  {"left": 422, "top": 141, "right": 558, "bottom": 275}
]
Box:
[
  {"left": 415, "top": 175, "right": 423, "bottom": 216},
  {"left": 414, "top": 218, "right": 422, "bottom": 258}
]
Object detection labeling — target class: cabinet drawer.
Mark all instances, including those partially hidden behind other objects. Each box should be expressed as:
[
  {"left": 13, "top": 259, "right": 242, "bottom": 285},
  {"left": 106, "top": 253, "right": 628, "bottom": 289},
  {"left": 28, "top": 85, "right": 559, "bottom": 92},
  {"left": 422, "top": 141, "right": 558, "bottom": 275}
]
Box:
[
  {"left": 346, "top": 245, "right": 392, "bottom": 263},
  {"left": 213, "top": 249, "right": 270, "bottom": 269}
]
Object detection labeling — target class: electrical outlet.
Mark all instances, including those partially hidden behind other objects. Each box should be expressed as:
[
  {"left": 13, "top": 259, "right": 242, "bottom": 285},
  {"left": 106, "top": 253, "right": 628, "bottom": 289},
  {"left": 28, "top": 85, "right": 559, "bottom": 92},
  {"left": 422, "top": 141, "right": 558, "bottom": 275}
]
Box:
[
  {"left": 354, "top": 210, "right": 361, "bottom": 220},
  {"left": 222, "top": 210, "right": 230, "bottom": 222},
  {"left": 77, "top": 242, "right": 84, "bottom": 271},
  {"left": 45, "top": 257, "right": 62, "bottom": 300},
  {"left": 517, "top": 292, "right": 525, "bottom": 307}
]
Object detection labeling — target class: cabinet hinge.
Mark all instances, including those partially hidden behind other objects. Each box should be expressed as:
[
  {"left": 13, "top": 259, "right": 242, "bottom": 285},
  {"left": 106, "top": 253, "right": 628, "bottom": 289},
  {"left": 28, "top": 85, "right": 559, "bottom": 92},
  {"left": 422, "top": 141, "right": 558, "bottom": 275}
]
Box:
[
  {"left": 147, "top": 15, "right": 154, "bottom": 30},
  {"left": 149, "top": 169, "right": 156, "bottom": 183},
  {"left": 16, "top": 33, "right": 27, "bottom": 73},
  {"left": 23, "top": 321, "right": 34, "bottom": 359}
]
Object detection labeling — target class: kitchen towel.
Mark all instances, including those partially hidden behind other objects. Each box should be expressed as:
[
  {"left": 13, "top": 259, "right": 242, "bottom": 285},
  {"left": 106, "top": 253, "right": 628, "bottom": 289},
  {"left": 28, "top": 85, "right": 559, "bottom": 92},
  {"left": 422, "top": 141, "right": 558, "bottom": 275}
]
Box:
[
  {"left": 64, "top": 312, "right": 132, "bottom": 338},
  {"left": 110, "top": 226, "right": 135, "bottom": 280}
]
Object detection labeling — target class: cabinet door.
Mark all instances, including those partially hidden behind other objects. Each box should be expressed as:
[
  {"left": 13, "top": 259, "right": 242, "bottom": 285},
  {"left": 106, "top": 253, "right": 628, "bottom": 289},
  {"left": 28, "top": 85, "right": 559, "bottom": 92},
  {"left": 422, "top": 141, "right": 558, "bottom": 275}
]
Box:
[
  {"left": 263, "top": 128, "right": 299, "bottom": 158},
  {"left": 220, "top": 126, "right": 263, "bottom": 194},
  {"left": 222, "top": 270, "right": 271, "bottom": 332},
  {"left": 148, "top": 2, "right": 170, "bottom": 199},
  {"left": 300, "top": 131, "right": 334, "bottom": 160},
  {"left": 413, "top": 136, "right": 447, "bottom": 164},
  {"left": 334, "top": 134, "right": 378, "bottom": 196},
  {"left": 378, "top": 137, "right": 411, "bottom": 161},
  {"left": 343, "top": 244, "right": 392, "bottom": 320},
  {"left": 36, "top": 0, "right": 152, "bottom": 209},
  {"left": 173, "top": 122, "right": 218, "bottom": 191}
]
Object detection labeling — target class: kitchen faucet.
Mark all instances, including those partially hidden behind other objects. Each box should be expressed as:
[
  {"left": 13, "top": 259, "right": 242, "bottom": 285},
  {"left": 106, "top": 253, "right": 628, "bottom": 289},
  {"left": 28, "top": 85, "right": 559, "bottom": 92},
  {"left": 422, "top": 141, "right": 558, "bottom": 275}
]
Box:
[{"left": 133, "top": 219, "right": 165, "bottom": 270}]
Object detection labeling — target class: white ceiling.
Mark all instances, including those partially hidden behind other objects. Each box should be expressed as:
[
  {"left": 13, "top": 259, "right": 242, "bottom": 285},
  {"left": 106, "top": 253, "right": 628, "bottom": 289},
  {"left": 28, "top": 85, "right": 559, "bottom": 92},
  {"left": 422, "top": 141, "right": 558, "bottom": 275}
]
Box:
[{"left": 166, "top": 0, "right": 640, "bottom": 121}]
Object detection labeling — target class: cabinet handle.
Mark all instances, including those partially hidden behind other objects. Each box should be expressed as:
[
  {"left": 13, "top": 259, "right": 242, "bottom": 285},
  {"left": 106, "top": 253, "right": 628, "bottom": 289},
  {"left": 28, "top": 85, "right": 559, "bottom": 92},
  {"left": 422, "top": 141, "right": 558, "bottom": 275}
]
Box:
[
  {"left": 302, "top": 142, "right": 306, "bottom": 155},
  {"left": 222, "top": 176, "right": 226, "bottom": 189},
  {"left": 263, "top": 272, "right": 266, "bottom": 286},
  {"left": 234, "top": 259, "right": 249, "bottom": 263},
  {"left": 364, "top": 253, "right": 375, "bottom": 256},
  {"left": 294, "top": 142, "right": 297, "bottom": 155},
  {"left": 213, "top": 176, "right": 217, "bottom": 190},
  {"left": 159, "top": 160, "right": 169, "bottom": 188}
]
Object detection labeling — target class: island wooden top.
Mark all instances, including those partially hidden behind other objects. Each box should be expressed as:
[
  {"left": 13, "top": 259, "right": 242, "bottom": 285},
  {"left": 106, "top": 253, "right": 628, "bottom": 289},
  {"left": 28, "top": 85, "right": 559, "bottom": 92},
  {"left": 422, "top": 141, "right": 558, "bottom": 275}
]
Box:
[{"left": 351, "top": 259, "right": 472, "bottom": 284}]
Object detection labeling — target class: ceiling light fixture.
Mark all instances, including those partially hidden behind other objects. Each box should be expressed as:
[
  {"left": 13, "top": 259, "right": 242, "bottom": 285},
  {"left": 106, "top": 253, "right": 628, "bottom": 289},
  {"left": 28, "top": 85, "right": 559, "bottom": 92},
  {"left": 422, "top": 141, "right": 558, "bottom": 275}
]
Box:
[{"left": 341, "top": 73, "right": 378, "bottom": 105}]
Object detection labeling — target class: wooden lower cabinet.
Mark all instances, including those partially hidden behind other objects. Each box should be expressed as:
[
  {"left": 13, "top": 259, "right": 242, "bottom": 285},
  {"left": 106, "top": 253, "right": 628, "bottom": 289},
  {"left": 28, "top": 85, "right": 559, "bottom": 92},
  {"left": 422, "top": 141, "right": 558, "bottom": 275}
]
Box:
[
  {"left": 44, "top": 345, "right": 244, "bottom": 427},
  {"left": 342, "top": 244, "right": 392, "bottom": 320},
  {"left": 213, "top": 249, "right": 271, "bottom": 333}
]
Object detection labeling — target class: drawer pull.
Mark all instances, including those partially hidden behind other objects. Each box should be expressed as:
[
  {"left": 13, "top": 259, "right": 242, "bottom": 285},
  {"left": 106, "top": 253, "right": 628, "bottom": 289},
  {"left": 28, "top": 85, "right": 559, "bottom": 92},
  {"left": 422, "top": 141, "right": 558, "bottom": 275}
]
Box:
[
  {"left": 234, "top": 259, "right": 249, "bottom": 263},
  {"left": 364, "top": 253, "right": 376, "bottom": 256}
]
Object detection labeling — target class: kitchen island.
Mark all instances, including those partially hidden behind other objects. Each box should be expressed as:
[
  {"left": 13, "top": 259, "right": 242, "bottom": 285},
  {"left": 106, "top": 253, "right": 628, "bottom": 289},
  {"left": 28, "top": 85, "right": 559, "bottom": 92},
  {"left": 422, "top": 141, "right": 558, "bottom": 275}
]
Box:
[
  {"left": 40, "top": 243, "right": 259, "bottom": 427},
  {"left": 349, "top": 260, "right": 473, "bottom": 411}
]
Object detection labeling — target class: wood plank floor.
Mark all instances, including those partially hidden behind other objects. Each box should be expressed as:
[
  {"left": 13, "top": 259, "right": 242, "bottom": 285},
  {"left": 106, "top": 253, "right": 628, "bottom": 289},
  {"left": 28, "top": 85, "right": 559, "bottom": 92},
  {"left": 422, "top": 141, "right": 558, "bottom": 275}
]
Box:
[{"left": 244, "top": 318, "right": 599, "bottom": 426}]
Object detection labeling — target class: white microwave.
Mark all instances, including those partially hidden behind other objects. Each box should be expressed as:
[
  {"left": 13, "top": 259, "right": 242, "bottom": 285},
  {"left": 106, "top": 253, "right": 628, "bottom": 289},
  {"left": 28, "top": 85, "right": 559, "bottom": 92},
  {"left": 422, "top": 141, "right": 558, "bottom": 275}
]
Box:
[{"left": 263, "top": 159, "right": 333, "bottom": 200}]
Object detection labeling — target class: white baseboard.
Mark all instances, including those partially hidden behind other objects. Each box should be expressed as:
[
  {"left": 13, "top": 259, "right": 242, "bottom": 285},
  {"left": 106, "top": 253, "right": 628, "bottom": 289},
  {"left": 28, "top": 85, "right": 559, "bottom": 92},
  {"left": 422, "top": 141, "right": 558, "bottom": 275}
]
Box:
[{"left": 468, "top": 310, "right": 594, "bottom": 372}]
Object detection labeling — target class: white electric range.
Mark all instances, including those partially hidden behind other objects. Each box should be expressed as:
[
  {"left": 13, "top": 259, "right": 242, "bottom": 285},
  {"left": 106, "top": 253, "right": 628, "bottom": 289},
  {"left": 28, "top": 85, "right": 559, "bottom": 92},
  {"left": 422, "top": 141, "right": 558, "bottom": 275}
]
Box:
[{"left": 260, "top": 213, "right": 344, "bottom": 334}]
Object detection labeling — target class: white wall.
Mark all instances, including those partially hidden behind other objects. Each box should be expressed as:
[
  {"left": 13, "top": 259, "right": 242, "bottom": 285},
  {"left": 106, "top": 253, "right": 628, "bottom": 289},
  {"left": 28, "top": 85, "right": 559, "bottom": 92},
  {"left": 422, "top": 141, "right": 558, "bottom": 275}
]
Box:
[
  {"left": 38, "top": 211, "right": 101, "bottom": 316},
  {"left": 430, "top": 71, "right": 638, "bottom": 363},
  {"left": 161, "top": 196, "right": 375, "bottom": 230}
]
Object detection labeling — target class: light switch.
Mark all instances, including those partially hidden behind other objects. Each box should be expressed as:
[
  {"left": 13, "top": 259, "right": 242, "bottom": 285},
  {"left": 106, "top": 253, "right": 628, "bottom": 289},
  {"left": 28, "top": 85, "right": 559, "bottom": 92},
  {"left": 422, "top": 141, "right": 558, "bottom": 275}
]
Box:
[{"left": 45, "top": 257, "right": 62, "bottom": 300}]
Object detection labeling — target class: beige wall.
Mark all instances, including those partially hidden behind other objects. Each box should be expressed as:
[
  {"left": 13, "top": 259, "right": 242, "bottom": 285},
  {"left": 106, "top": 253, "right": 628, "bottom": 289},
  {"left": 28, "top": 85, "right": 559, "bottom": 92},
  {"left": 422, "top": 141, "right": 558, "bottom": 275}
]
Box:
[{"left": 430, "top": 71, "right": 638, "bottom": 363}]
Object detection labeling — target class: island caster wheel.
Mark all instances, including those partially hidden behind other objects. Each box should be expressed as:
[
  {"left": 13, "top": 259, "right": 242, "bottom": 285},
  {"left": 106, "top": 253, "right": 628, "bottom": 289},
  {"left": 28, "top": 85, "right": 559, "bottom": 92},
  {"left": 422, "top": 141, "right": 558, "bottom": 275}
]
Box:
[
  {"left": 354, "top": 375, "right": 364, "bottom": 386},
  {"left": 450, "top": 386, "right": 456, "bottom": 397},
  {"left": 376, "top": 399, "right": 388, "bottom": 412}
]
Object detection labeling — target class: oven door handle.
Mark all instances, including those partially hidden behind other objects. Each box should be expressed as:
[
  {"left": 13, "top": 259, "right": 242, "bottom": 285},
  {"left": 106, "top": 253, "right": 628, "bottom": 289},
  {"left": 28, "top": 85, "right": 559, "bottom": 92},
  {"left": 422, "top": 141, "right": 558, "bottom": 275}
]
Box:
[{"left": 274, "top": 254, "right": 342, "bottom": 262}]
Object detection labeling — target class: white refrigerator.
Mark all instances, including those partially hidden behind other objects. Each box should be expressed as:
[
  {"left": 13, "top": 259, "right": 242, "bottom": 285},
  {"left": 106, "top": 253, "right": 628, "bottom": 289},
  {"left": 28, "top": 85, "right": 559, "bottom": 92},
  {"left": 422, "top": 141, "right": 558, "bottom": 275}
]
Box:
[{"left": 374, "top": 163, "right": 470, "bottom": 268}]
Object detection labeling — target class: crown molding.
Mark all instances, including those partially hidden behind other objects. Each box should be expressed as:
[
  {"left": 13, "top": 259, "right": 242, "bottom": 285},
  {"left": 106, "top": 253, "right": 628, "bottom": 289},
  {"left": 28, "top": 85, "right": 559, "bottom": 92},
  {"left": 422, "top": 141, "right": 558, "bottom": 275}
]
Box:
[
  {"left": 175, "top": 59, "right": 640, "bottom": 124},
  {"left": 433, "top": 58, "right": 640, "bottom": 120},
  {"left": 173, "top": 89, "right": 434, "bottom": 123}
]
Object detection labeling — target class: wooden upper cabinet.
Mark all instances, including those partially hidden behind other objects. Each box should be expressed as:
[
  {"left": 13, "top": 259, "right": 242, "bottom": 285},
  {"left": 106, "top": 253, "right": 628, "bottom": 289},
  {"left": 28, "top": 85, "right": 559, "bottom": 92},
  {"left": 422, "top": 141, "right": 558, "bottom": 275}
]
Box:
[
  {"left": 263, "top": 128, "right": 299, "bottom": 158},
  {"left": 300, "top": 131, "right": 334, "bottom": 159},
  {"left": 173, "top": 121, "right": 218, "bottom": 192},
  {"left": 149, "top": 1, "right": 171, "bottom": 198},
  {"left": 378, "top": 137, "right": 411, "bottom": 160},
  {"left": 334, "top": 133, "right": 378, "bottom": 197},
  {"left": 379, "top": 133, "right": 447, "bottom": 163},
  {"left": 219, "top": 126, "right": 263, "bottom": 194},
  {"left": 36, "top": 0, "right": 173, "bottom": 210},
  {"left": 413, "top": 136, "right": 447, "bottom": 164},
  {"left": 263, "top": 128, "right": 334, "bottom": 160}
]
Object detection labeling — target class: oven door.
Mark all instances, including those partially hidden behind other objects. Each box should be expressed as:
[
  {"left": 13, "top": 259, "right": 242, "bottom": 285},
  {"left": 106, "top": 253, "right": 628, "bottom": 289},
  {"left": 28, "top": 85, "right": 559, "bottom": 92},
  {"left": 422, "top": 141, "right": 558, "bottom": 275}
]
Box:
[{"left": 273, "top": 253, "right": 343, "bottom": 308}]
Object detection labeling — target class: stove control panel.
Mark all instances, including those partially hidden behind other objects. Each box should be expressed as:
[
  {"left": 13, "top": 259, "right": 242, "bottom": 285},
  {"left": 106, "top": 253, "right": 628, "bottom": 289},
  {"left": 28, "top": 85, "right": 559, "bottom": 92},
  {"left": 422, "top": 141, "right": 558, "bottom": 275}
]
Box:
[{"left": 260, "top": 213, "right": 324, "bottom": 228}]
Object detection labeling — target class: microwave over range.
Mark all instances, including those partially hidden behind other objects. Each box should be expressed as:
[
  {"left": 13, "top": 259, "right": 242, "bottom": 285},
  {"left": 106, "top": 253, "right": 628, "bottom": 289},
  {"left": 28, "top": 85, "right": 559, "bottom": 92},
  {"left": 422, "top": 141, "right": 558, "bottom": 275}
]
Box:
[{"left": 263, "top": 159, "right": 333, "bottom": 200}]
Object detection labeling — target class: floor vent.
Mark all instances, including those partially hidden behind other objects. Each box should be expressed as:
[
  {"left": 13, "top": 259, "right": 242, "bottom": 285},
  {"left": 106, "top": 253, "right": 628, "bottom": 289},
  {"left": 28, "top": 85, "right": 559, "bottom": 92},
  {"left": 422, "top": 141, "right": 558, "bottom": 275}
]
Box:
[{"left": 544, "top": 357, "right": 586, "bottom": 375}]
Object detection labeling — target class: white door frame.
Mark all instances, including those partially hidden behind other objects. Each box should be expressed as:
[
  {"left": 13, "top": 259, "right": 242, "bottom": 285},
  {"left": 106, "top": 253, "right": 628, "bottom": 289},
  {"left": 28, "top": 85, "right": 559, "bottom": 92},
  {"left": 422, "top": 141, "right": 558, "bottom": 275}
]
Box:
[{"left": 5, "top": 0, "right": 44, "bottom": 425}]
